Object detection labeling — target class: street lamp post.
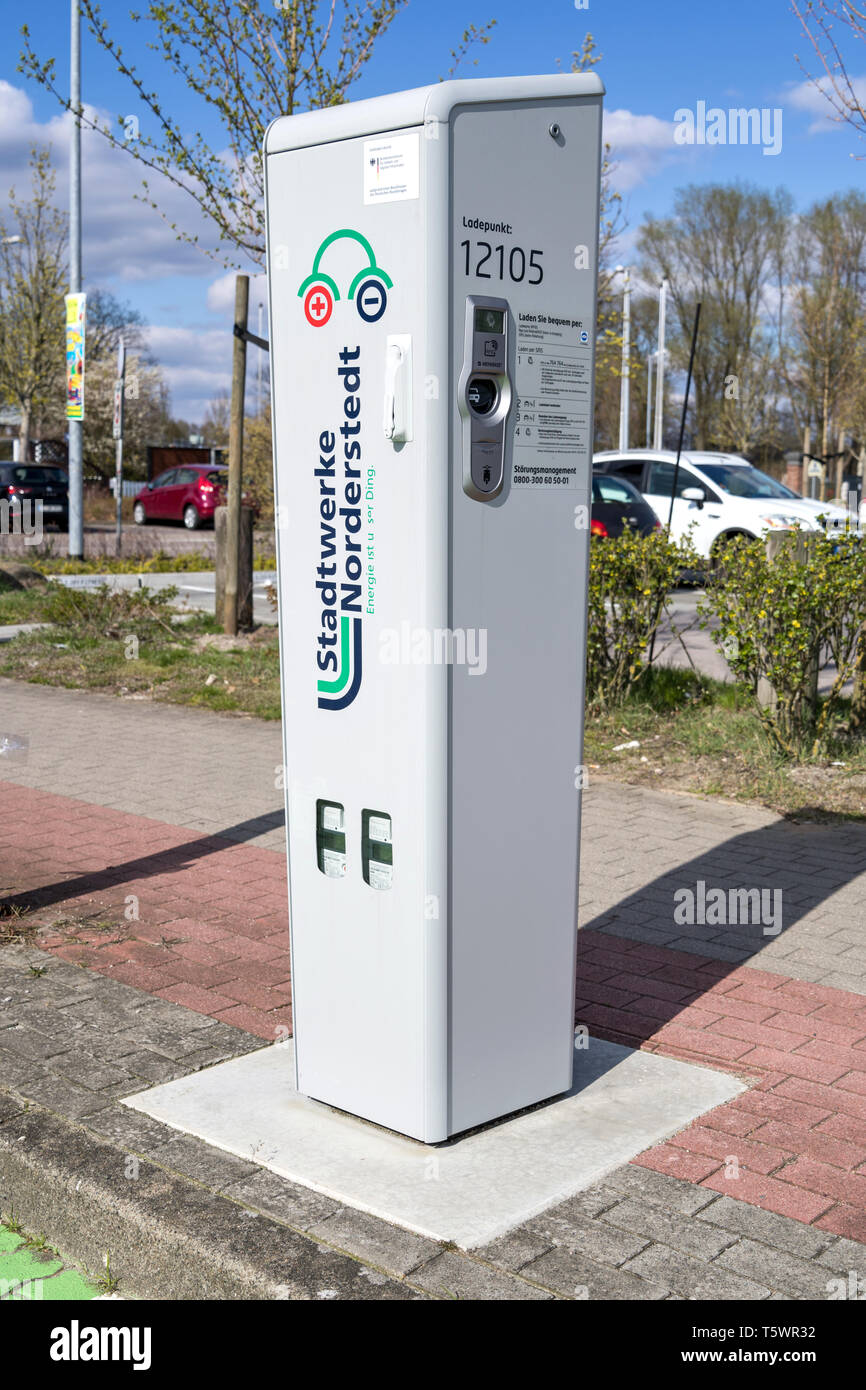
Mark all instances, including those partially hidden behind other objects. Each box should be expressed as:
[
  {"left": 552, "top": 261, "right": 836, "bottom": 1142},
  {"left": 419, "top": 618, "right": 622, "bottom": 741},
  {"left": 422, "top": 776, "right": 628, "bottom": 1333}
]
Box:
[
  {"left": 68, "top": 0, "right": 84, "bottom": 558},
  {"left": 615, "top": 266, "right": 631, "bottom": 451},
  {"left": 2, "top": 237, "right": 24, "bottom": 460},
  {"left": 653, "top": 278, "right": 667, "bottom": 451}
]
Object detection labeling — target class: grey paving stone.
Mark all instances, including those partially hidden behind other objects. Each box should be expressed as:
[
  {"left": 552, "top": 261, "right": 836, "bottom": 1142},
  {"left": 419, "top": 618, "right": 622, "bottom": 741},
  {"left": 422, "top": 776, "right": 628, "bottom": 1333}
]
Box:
[
  {"left": 16, "top": 1071, "right": 121, "bottom": 1119},
  {"left": 819, "top": 972, "right": 866, "bottom": 996},
  {"left": 665, "top": 939, "right": 751, "bottom": 962},
  {"left": 519, "top": 1245, "right": 667, "bottom": 1300},
  {"left": 79, "top": 1105, "right": 179, "bottom": 1152},
  {"left": 143, "top": 1132, "right": 259, "bottom": 1187},
  {"left": 521, "top": 1209, "right": 649, "bottom": 1267},
  {"left": 50, "top": 1051, "right": 138, "bottom": 1093},
  {"left": 0, "top": 1024, "right": 73, "bottom": 1063},
  {"left": 111, "top": 1025, "right": 219, "bottom": 1063},
  {"left": 62, "top": 997, "right": 150, "bottom": 1036},
  {"left": 715, "top": 1239, "right": 840, "bottom": 1300},
  {"left": 474, "top": 1225, "right": 555, "bottom": 1273},
  {"left": 111, "top": 1049, "right": 188, "bottom": 1085},
  {"left": 603, "top": 1164, "right": 721, "bottom": 1216},
  {"left": 600, "top": 1198, "right": 739, "bottom": 1260},
  {"left": 0, "top": 1047, "right": 50, "bottom": 1090},
  {"left": 621, "top": 1243, "right": 771, "bottom": 1300},
  {"left": 308, "top": 1207, "right": 440, "bottom": 1277},
  {"left": 411, "top": 1251, "right": 553, "bottom": 1300},
  {"left": 0, "top": 1089, "right": 24, "bottom": 1123},
  {"left": 538, "top": 1182, "right": 626, "bottom": 1222},
  {"left": 816, "top": 1239, "right": 866, "bottom": 1278},
  {"left": 696, "top": 1195, "right": 836, "bottom": 1260},
  {"left": 222, "top": 1169, "right": 341, "bottom": 1232}
]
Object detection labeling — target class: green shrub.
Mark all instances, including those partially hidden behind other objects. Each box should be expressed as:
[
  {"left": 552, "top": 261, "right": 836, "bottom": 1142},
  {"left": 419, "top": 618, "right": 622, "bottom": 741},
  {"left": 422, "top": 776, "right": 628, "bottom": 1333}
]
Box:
[
  {"left": 700, "top": 531, "right": 866, "bottom": 757},
  {"left": 586, "top": 528, "right": 699, "bottom": 706}
]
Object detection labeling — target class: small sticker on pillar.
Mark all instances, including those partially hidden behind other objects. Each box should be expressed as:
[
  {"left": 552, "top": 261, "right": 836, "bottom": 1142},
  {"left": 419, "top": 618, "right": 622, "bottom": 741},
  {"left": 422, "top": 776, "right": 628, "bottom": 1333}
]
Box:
[
  {"left": 322, "top": 847, "right": 348, "bottom": 878},
  {"left": 316, "top": 799, "right": 347, "bottom": 878},
  {"left": 368, "top": 815, "right": 391, "bottom": 843},
  {"left": 368, "top": 861, "right": 393, "bottom": 891}
]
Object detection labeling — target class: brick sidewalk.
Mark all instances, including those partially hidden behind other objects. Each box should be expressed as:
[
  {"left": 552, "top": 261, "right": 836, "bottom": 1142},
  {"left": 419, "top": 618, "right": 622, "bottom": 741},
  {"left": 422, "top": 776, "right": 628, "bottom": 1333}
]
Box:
[
  {"left": 2, "top": 680, "right": 866, "bottom": 1286},
  {"left": 0, "top": 784, "right": 291, "bottom": 1041}
]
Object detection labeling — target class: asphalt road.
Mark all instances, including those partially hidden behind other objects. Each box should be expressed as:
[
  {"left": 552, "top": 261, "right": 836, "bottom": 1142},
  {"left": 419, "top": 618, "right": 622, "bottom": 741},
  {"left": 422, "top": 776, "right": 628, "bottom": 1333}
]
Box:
[{"left": 51, "top": 569, "right": 278, "bottom": 627}]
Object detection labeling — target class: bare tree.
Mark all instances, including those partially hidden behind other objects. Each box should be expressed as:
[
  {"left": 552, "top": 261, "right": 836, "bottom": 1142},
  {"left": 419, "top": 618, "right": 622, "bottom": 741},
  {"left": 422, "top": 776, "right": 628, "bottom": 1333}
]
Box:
[
  {"left": 20, "top": 2, "right": 494, "bottom": 268},
  {"left": 792, "top": 0, "right": 866, "bottom": 153},
  {"left": 781, "top": 191, "right": 866, "bottom": 457},
  {"left": 638, "top": 182, "right": 791, "bottom": 452},
  {"left": 202, "top": 389, "right": 231, "bottom": 447},
  {"left": 0, "top": 147, "right": 67, "bottom": 461}
]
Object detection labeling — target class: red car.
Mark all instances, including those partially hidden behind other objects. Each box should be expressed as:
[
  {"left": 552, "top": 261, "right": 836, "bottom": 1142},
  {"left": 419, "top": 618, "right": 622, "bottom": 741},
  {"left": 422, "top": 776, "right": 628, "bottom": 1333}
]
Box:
[{"left": 133, "top": 465, "right": 255, "bottom": 530}]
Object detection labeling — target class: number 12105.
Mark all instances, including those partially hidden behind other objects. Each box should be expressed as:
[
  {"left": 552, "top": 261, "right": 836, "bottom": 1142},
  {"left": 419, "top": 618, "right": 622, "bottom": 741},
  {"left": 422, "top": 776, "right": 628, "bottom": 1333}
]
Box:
[{"left": 460, "top": 240, "right": 544, "bottom": 285}]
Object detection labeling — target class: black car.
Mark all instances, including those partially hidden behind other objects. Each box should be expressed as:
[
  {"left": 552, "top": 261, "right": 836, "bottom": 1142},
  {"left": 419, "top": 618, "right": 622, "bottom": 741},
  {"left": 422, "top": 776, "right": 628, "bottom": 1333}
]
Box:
[
  {"left": 591, "top": 473, "right": 660, "bottom": 538},
  {"left": 0, "top": 464, "right": 69, "bottom": 530}
]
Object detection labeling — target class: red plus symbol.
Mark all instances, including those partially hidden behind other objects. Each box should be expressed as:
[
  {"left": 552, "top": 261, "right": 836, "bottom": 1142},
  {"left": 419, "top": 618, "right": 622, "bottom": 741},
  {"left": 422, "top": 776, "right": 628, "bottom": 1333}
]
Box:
[{"left": 304, "top": 284, "right": 333, "bottom": 327}]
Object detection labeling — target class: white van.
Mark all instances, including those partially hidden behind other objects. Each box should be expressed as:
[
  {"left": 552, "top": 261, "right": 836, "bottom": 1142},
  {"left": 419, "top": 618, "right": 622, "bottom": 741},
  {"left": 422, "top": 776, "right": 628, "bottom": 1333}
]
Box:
[{"left": 592, "top": 449, "right": 856, "bottom": 558}]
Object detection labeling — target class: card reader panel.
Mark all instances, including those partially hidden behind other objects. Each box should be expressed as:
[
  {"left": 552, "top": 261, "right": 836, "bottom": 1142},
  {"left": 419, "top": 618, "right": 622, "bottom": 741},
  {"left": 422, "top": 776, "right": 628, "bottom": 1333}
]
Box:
[{"left": 458, "top": 295, "right": 512, "bottom": 502}]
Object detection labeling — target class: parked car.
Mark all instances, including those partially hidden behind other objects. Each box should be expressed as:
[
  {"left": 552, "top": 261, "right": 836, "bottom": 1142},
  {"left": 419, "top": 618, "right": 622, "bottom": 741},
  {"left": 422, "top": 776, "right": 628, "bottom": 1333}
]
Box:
[
  {"left": 133, "top": 465, "right": 256, "bottom": 530},
  {"left": 0, "top": 463, "right": 69, "bottom": 530},
  {"left": 591, "top": 473, "right": 661, "bottom": 538},
  {"left": 593, "top": 449, "right": 857, "bottom": 559}
]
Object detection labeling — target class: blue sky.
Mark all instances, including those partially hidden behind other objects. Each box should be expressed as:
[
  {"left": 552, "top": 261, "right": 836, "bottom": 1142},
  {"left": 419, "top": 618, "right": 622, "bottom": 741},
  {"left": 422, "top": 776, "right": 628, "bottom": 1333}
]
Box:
[{"left": 1, "top": 0, "right": 863, "bottom": 421}]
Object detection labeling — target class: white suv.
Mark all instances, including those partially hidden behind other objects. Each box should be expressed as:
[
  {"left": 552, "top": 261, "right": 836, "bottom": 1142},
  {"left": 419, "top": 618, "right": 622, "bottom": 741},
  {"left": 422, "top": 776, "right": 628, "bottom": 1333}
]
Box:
[{"left": 592, "top": 449, "right": 856, "bottom": 558}]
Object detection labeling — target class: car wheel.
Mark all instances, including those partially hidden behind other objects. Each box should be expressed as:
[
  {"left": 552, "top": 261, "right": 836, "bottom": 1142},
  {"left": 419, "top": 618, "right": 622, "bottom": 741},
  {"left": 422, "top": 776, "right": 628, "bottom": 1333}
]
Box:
[
  {"left": 183, "top": 503, "right": 201, "bottom": 530},
  {"left": 133, "top": 501, "right": 147, "bottom": 526}
]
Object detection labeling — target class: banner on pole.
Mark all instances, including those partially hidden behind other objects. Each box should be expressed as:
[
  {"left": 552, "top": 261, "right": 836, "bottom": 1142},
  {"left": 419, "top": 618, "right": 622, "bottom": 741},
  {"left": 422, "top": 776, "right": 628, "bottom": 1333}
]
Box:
[
  {"left": 112, "top": 379, "right": 124, "bottom": 440},
  {"left": 64, "top": 292, "right": 86, "bottom": 420}
]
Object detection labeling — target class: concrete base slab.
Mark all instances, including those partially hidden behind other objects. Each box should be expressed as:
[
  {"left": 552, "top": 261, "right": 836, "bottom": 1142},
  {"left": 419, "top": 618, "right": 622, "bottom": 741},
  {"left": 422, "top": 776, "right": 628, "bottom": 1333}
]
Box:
[{"left": 123, "top": 1037, "right": 745, "bottom": 1249}]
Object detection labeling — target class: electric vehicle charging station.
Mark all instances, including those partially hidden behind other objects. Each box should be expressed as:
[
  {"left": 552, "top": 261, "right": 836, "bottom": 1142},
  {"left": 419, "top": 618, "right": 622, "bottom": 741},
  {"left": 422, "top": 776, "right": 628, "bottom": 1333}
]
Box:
[{"left": 265, "top": 73, "right": 603, "bottom": 1143}]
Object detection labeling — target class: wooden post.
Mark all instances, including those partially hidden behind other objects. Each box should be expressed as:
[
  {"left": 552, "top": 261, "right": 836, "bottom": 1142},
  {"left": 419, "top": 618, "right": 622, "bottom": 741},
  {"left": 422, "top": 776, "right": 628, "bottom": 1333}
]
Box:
[
  {"left": 802, "top": 424, "right": 811, "bottom": 498},
  {"left": 215, "top": 504, "right": 254, "bottom": 630},
  {"left": 835, "top": 429, "right": 846, "bottom": 501},
  {"left": 224, "top": 274, "right": 249, "bottom": 636},
  {"left": 757, "top": 531, "right": 817, "bottom": 717}
]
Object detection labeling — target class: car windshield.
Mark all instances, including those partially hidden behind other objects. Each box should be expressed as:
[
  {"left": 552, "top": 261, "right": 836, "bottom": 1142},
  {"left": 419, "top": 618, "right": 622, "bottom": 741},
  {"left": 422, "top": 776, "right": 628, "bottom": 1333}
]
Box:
[
  {"left": 593, "top": 477, "right": 641, "bottom": 504},
  {"left": 697, "top": 463, "right": 798, "bottom": 500},
  {"left": 9, "top": 467, "right": 67, "bottom": 484}
]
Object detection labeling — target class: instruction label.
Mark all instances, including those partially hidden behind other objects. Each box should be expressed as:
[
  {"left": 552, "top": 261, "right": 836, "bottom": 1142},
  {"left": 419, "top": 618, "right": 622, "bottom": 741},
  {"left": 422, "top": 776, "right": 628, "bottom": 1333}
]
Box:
[
  {"left": 363, "top": 134, "right": 420, "bottom": 204},
  {"left": 512, "top": 313, "right": 592, "bottom": 489}
]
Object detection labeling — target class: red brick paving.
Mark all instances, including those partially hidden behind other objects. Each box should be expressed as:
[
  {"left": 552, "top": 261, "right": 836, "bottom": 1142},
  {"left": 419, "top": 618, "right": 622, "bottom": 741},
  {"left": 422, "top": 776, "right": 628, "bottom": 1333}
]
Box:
[
  {"left": 573, "top": 932, "right": 866, "bottom": 1241},
  {"left": 0, "top": 783, "right": 291, "bottom": 1041},
  {"left": 3, "top": 781, "right": 866, "bottom": 1240}
]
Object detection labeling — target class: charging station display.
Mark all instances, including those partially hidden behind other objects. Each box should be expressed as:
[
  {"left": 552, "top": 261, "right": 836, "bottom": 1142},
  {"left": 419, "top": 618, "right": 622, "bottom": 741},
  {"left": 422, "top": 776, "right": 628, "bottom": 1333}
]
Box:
[{"left": 265, "top": 74, "right": 603, "bottom": 1141}]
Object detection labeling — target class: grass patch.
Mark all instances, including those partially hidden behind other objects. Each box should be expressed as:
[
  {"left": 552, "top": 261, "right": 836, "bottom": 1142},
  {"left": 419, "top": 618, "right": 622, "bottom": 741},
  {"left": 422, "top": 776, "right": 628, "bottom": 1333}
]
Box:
[
  {"left": 0, "top": 583, "right": 282, "bottom": 720},
  {"left": 0, "top": 584, "right": 54, "bottom": 625},
  {"left": 31, "top": 548, "right": 218, "bottom": 575},
  {"left": 585, "top": 667, "right": 866, "bottom": 820},
  {"left": 23, "top": 548, "right": 276, "bottom": 576}
]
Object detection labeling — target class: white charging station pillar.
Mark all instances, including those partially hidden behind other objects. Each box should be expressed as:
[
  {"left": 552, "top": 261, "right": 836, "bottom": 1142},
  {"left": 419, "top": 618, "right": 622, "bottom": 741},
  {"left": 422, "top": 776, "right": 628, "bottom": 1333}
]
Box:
[{"left": 265, "top": 74, "right": 603, "bottom": 1142}]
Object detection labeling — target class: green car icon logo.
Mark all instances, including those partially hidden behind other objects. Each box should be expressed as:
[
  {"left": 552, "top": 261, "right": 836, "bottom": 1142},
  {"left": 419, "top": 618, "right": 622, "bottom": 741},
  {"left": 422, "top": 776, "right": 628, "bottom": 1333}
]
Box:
[{"left": 299, "top": 229, "right": 393, "bottom": 327}]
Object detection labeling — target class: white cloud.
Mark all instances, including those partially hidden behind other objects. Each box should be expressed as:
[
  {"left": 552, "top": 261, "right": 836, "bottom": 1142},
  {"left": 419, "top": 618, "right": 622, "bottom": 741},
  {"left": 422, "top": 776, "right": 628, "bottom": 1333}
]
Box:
[
  {"left": 602, "top": 108, "right": 685, "bottom": 191},
  {"left": 207, "top": 270, "right": 268, "bottom": 316},
  {"left": 0, "top": 80, "right": 268, "bottom": 419},
  {"left": 0, "top": 80, "right": 232, "bottom": 284},
  {"left": 143, "top": 324, "right": 230, "bottom": 422},
  {"left": 785, "top": 74, "right": 866, "bottom": 132}
]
